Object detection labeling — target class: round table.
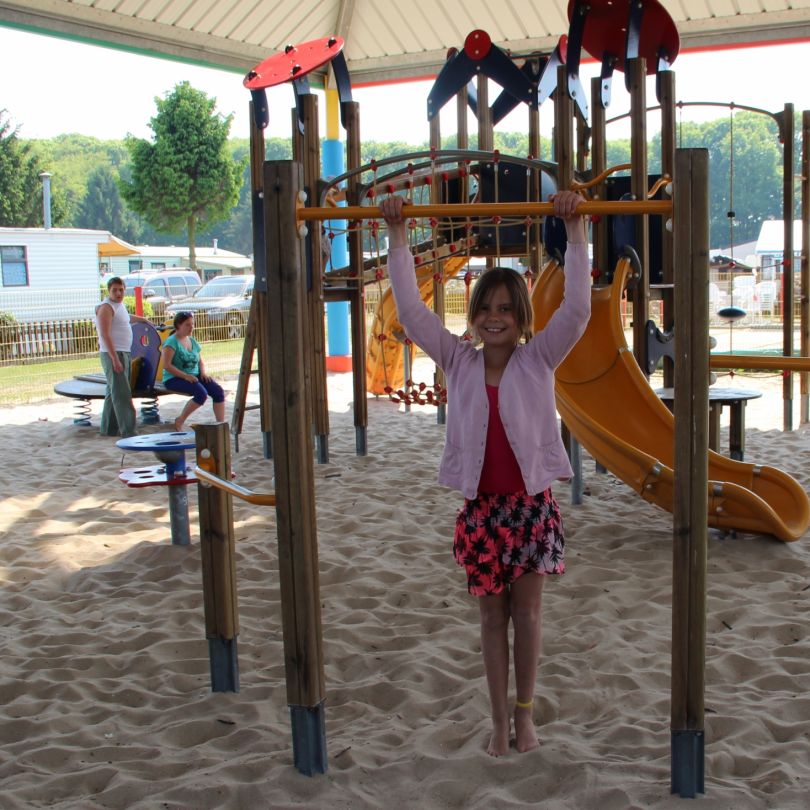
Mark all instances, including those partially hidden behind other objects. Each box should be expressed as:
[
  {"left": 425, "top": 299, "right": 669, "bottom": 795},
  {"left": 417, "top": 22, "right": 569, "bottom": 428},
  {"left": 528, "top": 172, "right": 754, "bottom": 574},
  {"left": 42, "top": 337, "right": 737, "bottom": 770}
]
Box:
[{"left": 116, "top": 431, "right": 196, "bottom": 545}]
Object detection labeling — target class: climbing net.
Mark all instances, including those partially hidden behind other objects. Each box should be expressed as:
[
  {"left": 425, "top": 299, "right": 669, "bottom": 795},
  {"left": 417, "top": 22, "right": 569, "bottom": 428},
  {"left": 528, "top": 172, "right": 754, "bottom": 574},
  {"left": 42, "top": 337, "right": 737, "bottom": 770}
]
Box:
[{"left": 319, "top": 149, "right": 555, "bottom": 405}]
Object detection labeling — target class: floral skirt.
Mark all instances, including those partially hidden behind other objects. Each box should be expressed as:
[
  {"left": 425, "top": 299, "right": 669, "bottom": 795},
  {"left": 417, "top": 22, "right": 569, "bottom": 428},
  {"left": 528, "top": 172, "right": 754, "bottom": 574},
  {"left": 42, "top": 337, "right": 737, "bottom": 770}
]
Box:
[{"left": 453, "top": 489, "right": 565, "bottom": 597}]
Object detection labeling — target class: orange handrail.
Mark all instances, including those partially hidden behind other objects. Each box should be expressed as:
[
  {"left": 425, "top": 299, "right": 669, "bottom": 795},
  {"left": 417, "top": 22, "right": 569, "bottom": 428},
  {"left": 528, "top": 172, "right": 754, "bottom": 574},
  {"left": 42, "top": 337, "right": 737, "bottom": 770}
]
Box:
[{"left": 296, "top": 199, "right": 673, "bottom": 223}]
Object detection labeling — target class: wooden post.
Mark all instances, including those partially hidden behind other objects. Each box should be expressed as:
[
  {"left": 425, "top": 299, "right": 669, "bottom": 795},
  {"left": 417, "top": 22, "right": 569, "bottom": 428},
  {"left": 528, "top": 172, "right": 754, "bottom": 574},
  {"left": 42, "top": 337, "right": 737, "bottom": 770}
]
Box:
[
  {"left": 590, "top": 76, "right": 608, "bottom": 285},
  {"left": 782, "top": 103, "right": 795, "bottom": 431},
  {"left": 801, "top": 110, "right": 810, "bottom": 424},
  {"left": 195, "top": 422, "right": 239, "bottom": 692},
  {"left": 263, "top": 159, "right": 327, "bottom": 776},
  {"left": 628, "top": 57, "right": 650, "bottom": 374},
  {"left": 554, "top": 63, "right": 580, "bottom": 498},
  {"left": 295, "top": 95, "right": 330, "bottom": 462},
  {"left": 659, "top": 70, "right": 677, "bottom": 389},
  {"left": 248, "top": 102, "right": 273, "bottom": 459},
  {"left": 671, "top": 148, "right": 709, "bottom": 798},
  {"left": 431, "top": 103, "right": 447, "bottom": 425},
  {"left": 344, "top": 100, "right": 368, "bottom": 455},
  {"left": 554, "top": 65, "right": 573, "bottom": 188},
  {"left": 528, "top": 89, "right": 543, "bottom": 276}
]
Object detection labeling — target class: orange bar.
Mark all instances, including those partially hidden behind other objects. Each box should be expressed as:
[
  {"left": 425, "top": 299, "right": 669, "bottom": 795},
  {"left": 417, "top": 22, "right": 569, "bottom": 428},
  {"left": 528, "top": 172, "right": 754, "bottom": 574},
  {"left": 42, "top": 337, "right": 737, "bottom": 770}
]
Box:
[
  {"left": 297, "top": 199, "right": 673, "bottom": 223},
  {"left": 710, "top": 354, "right": 810, "bottom": 372}
]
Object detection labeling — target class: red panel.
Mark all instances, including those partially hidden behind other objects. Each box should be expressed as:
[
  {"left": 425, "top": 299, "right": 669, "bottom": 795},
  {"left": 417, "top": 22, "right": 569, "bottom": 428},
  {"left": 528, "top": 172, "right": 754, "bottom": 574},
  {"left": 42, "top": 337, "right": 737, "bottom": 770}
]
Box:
[{"left": 244, "top": 36, "right": 345, "bottom": 89}]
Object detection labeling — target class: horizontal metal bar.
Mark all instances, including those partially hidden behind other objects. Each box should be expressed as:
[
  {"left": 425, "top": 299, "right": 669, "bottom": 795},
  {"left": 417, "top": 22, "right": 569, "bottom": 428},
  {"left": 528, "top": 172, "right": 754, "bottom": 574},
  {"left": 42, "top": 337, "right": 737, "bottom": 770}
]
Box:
[
  {"left": 194, "top": 466, "right": 276, "bottom": 506},
  {"left": 298, "top": 199, "right": 673, "bottom": 223}
]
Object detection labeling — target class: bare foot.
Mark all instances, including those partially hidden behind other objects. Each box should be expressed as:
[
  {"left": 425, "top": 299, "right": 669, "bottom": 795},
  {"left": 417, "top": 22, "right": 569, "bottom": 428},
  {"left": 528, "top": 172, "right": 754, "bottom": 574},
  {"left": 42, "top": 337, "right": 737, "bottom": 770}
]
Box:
[
  {"left": 514, "top": 703, "right": 539, "bottom": 753},
  {"left": 486, "top": 717, "right": 510, "bottom": 757}
]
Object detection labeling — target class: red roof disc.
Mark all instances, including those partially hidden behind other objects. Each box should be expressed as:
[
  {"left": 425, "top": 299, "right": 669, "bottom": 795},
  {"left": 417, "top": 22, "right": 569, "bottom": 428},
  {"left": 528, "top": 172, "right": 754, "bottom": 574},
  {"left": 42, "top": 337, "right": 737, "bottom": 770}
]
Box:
[
  {"left": 566, "top": 0, "right": 679, "bottom": 74},
  {"left": 244, "top": 36, "right": 345, "bottom": 89}
]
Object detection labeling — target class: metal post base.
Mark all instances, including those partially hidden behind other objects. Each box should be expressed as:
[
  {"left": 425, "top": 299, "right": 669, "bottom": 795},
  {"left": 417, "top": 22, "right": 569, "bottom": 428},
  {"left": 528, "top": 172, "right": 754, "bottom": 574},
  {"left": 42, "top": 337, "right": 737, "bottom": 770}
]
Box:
[
  {"left": 290, "top": 701, "right": 327, "bottom": 776},
  {"left": 570, "top": 437, "right": 583, "bottom": 505},
  {"left": 356, "top": 426, "right": 367, "bottom": 456},
  {"left": 671, "top": 730, "right": 705, "bottom": 797},
  {"left": 263, "top": 431, "right": 273, "bottom": 459},
  {"left": 316, "top": 434, "right": 328, "bottom": 464},
  {"left": 209, "top": 637, "right": 239, "bottom": 693},
  {"left": 167, "top": 484, "right": 191, "bottom": 546}
]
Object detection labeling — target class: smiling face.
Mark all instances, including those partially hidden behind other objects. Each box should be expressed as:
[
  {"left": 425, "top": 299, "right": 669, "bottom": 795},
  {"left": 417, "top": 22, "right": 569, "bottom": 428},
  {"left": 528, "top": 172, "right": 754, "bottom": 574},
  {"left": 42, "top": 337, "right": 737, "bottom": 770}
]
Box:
[
  {"left": 467, "top": 267, "right": 533, "bottom": 349},
  {"left": 471, "top": 283, "right": 521, "bottom": 349}
]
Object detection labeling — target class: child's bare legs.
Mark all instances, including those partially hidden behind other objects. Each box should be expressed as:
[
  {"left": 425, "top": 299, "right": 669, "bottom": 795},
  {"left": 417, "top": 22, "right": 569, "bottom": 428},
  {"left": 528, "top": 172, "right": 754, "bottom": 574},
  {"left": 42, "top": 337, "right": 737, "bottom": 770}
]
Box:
[
  {"left": 478, "top": 591, "right": 511, "bottom": 756},
  {"left": 213, "top": 399, "right": 225, "bottom": 422},
  {"left": 510, "top": 573, "right": 545, "bottom": 752}
]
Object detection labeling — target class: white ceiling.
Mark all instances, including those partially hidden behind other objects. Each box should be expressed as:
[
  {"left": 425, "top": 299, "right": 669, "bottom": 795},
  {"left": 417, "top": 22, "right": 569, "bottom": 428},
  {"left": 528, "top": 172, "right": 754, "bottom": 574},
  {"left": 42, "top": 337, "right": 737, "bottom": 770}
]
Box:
[{"left": 1, "top": 0, "right": 809, "bottom": 84}]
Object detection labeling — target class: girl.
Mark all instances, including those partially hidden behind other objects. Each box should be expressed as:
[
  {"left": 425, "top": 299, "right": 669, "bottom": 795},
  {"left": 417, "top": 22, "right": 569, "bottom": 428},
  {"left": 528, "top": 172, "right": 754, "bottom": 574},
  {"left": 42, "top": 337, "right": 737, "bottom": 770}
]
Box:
[
  {"left": 161, "top": 311, "right": 226, "bottom": 432},
  {"left": 380, "top": 191, "right": 590, "bottom": 757}
]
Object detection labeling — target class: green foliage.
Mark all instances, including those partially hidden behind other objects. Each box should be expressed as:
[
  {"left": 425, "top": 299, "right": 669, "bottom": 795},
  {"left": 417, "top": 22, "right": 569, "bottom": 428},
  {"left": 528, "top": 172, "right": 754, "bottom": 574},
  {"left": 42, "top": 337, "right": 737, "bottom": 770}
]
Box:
[
  {"left": 653, "top": 111, "right": 783, "bottom": 247},
  {"left": 3, "top": 100, "right": 798, "bottom": 256},
  {"left": 120, "top": 82, "right": 246, "bottom": 267},
  {"left": 123, "top": 297, "right": 154, "bottom": 318},
  {"left": 28, "top": 134, "right": 130, "bottom": 224},
  {"left": 76, "top": 165, "right": 142, "bottom": 242},
  {"left": 0, "top": 110, "right": 67, "bottom": 227}
]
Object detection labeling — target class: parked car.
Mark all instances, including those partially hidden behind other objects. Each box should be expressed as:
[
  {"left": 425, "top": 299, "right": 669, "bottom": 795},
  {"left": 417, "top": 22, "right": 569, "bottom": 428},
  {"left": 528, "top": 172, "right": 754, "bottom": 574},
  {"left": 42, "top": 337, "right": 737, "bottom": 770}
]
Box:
[
  {"left": 166, "top": 274, "right": 254, "bottom": 339},
  {"left": 120, "top": 269, "right": 202, "bottom": 317}
]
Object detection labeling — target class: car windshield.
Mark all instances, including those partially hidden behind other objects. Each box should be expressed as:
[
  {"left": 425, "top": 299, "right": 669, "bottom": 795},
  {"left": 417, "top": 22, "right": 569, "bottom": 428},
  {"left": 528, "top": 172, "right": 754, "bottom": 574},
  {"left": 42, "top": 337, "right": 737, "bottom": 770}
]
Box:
[{"left": 194, "top": 278, "right": 249, "bottom": 298}]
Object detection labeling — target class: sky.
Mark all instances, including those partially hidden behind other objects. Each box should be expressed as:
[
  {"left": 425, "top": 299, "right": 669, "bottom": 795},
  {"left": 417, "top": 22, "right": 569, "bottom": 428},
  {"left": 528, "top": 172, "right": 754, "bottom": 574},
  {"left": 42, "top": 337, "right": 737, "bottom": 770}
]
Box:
[{"left": 2, "top": 25, "right": 810, "bottom": 146}]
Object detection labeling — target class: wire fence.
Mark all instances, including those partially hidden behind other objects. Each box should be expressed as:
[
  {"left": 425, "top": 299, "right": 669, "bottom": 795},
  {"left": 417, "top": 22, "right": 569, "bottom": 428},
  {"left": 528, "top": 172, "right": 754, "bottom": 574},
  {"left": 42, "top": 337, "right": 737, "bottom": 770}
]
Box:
[{"left": 0, "top": 278, "right": 801, "bottom": 407}]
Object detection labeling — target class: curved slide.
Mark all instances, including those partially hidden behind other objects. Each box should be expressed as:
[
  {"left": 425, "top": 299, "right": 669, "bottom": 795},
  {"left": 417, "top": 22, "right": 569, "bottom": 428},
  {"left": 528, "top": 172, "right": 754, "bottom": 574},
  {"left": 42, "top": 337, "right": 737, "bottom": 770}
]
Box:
[
  {"left": 366, "top": 255, "right": 470, "bottom": 395},
  {"left": 532, "top": 257, "right": 810, "bottom": 542}
]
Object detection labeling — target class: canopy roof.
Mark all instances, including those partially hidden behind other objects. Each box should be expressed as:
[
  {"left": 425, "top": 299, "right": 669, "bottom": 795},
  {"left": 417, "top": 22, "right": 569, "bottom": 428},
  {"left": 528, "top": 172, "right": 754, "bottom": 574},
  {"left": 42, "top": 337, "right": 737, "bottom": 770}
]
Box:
[
  {"left": 98, "top": 235, "right": 138, "bottom": 257},
  {"left": 1, "top": 0, "right": 809, "bottom": 85}
]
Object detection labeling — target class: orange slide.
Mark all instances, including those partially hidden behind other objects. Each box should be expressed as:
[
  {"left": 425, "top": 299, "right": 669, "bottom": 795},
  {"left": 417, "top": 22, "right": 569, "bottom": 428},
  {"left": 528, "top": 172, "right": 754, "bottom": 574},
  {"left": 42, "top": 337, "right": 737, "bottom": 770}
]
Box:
[
  {"left": 532, "top": 257, "right": 810, "bottom": 542},
  {"left": 366, "top": 255, "right": 470, "bottom": 395}
]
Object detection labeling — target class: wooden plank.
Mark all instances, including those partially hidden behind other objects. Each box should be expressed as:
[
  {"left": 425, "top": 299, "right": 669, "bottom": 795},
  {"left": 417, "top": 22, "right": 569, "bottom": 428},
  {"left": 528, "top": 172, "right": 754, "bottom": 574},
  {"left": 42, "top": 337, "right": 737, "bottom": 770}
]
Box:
[
  {"left": 528, "top": 93, "right": 543, "bottom": 276},
  {"left": 671, "top": 148, "right": 709, "bottom": 733},
  {"left": 801, "top": 110, "right": 810, "bottom": 424},
  {"left": 263, "top": 159, "right": 325, "bottom": 707},
  {"left": 628, "top": 57, "right": 650, "bottom": 375},
  {"left": 590, "top": 76, "right": 608, "bottom": 284},
  {"left": 782, "top": 104, "right": 795, "bottom": 430},
  {"left": 344, "top": 101, "right": 368, "bottom": 442},
  {"left": 230, "top": 290, "right": 259, "bottom": 439},
  {"left": 195, "top": 423, "right": 238, "bottom": 641},
  {"left": 659, "top": 70, "right": 677, "bottom": 389},
  {"left": 300, "top": 93, "right": 330, "bottom": 443},
  {"left": 554, "top": 65, "right": 573, "bottom": 190}
]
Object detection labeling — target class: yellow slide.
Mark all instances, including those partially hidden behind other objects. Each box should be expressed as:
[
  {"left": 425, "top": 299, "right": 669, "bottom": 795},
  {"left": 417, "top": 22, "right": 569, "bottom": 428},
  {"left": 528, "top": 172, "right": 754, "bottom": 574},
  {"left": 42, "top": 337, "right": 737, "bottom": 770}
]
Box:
[
  {"left": 532, "top": 257, "right": 810, "bottom": 542},
  {"left": 366, "top": 255, "right": 470, "bottom": 395}
]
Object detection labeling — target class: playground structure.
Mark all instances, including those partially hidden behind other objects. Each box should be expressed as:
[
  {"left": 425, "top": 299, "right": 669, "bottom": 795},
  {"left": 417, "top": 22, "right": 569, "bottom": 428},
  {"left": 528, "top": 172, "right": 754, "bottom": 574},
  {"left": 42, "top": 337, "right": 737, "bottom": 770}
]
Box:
[{"left": 190, "top": 0, "right": 810, "bottom": 796}]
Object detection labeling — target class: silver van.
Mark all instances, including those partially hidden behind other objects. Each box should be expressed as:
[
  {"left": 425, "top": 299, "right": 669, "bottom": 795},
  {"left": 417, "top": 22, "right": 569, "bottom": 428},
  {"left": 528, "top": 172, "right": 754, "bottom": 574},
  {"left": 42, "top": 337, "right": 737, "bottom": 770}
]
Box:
[{"left": 120, "top": 269, "right": 202, "bottom": 316}]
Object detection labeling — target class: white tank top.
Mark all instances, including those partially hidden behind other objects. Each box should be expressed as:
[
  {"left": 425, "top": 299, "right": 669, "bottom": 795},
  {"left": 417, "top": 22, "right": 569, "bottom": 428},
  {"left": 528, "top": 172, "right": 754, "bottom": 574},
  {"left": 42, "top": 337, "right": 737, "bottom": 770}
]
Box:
[{"left": 96, "top": 299, "right": 133, "bottom": 353}]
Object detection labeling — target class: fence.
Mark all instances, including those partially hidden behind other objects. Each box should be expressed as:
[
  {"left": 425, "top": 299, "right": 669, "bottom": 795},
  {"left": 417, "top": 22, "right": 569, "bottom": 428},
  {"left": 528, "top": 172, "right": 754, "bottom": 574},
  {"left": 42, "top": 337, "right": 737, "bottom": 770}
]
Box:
[{"left": 0, "top": 276, "right": 801, "bottom": 407}]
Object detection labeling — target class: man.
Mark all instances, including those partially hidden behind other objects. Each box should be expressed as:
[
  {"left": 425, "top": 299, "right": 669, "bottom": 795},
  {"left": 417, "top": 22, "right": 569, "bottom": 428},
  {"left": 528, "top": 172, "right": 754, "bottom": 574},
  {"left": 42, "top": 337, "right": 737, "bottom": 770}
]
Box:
[{"left": 95, "top": 276, "right": 151, "bottom": 437}]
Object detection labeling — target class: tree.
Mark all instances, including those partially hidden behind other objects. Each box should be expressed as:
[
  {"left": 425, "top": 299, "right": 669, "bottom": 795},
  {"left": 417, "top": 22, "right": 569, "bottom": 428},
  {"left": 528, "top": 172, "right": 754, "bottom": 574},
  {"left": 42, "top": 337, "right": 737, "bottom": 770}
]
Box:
[
  {"left": 75, "top": 165, "right": 142, "bottom": 242},
  {"left": 0, "top": 110, "right": 67, "bottom": 227},
  {"left": 120, "top": 82, "right": 245, "bottom": 270}
]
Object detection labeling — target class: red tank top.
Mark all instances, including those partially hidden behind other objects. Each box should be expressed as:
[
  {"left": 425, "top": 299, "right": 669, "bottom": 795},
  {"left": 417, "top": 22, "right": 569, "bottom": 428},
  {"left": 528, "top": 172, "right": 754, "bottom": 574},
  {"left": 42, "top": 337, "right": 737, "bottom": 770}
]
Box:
[{"left": 477, "top": 384, "right": 526, "bottom": 494}]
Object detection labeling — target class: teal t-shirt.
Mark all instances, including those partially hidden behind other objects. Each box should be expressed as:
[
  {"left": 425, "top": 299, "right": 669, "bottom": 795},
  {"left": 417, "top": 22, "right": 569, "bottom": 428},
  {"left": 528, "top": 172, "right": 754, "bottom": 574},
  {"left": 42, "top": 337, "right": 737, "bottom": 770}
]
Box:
[{"left": 162, "top": 333, "right": 201, "bottom": 382}]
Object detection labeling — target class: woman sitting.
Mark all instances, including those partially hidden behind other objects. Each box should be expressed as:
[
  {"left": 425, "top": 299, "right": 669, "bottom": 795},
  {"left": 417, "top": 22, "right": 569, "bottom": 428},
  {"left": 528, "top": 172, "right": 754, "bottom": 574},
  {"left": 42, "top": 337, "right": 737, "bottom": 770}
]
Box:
[{"left": 161, "top": 311, "right": 226, "bottom": 432}]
